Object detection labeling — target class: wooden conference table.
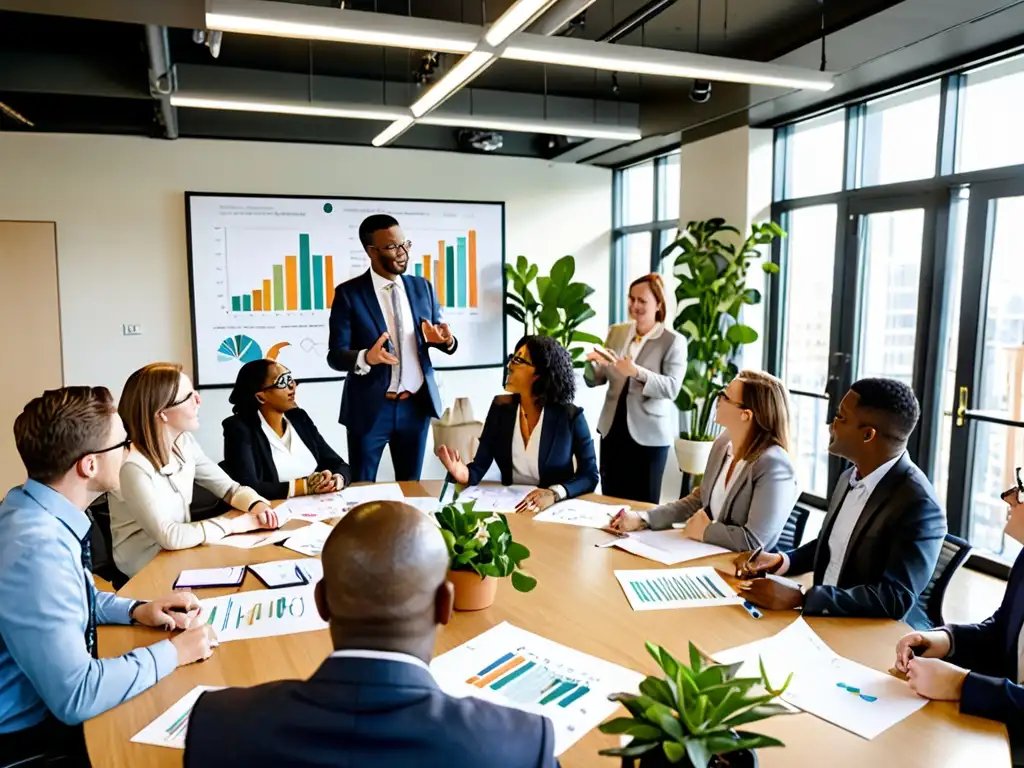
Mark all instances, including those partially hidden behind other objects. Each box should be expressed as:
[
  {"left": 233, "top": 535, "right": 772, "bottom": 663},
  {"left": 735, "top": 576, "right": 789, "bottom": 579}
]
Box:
[{"left": 85, "top": 482, "right": 1011, "bottom": 768}]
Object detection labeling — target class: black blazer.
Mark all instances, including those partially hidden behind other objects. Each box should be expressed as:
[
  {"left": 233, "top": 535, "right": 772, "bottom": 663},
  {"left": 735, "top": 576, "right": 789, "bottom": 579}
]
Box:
[
  {"left": 184, "top": 656, "right": 559, "bottom": 768},
  {"left": 221, "top": 409, "right": 351, "bottom": 500},
  {"left": 464, "top": 395, "right": 599, "bottom": 499},
  {"left": 949, "top": 547, "right": 1024, "bottom": 734},
  {"left": 786, "top": 453, "right": 946, "bottom": 627}
]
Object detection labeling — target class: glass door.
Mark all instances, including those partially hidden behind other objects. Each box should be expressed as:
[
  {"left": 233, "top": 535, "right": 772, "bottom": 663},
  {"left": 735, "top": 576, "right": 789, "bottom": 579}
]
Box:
[{"left": 946, "top": 180, "right": 1024, "bottom": 566}]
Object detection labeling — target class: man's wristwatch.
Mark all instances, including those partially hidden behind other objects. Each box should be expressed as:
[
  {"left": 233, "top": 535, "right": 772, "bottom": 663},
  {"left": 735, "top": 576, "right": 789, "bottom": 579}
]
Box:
[{"left": 128, "top": 600, "right": 146, "bottom": 624}]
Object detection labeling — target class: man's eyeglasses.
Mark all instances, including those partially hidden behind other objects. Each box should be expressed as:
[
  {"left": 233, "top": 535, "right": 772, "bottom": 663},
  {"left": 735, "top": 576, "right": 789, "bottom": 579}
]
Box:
[
  {"left": 507, "top": 354, "right": 534, "bottom": 368},
  {"left": 373, "top": 240, "right": 412, "bottom": 255},
  {"left": 1003, "top": 467, "right": 1024, "bottom": 502},
  {"left": 71, "top": 437, "right": 131, "bottom": 468},
  {"left": 261, "top": 372, "right": 296, "bottom": 391}
]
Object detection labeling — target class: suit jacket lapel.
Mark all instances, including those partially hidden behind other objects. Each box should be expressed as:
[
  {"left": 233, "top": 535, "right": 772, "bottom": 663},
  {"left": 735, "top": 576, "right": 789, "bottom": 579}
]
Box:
[
  {"left": 496, "top": 402, "right": 517, "bottom": 482},
  {"left": 538, "top": 406, "right": 559, "bottom": 476},
  {"left": 839, "top": 454, "right": 914, "bottom": 581},
  {"left": 358, "top": 271, "right": 388, "bottom": 338},
  {"left": 702, "top": 441, "right": 730, "bottom": 514},
  {"left": 720, "top": 457, "right": 753, "bottom": 524},
  {"left": 634, "top": 330, "right": 662, "bottom": 369}
]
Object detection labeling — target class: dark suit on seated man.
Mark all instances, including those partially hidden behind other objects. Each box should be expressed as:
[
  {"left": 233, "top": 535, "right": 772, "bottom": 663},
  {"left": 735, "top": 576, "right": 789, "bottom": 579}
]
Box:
[
  {"left": 327, "top": 214, "right": 457, "bottom": 482},
  {"left": 894, "top": 488, "right": 1024, "bottom": 766},
  {"left": 736, "top": 378, "right": 946, "bottom": 628},
  {"left": 184, "top": 501, "right": 558, "bottom": 768},
  {"left": 438, "top": 335, "right": 598, "bottom": 515}
]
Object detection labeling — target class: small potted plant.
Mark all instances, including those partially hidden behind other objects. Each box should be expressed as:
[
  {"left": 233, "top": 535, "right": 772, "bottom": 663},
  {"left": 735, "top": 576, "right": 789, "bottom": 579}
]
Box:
[
  {"left": 599, "top": 641, "right": 791, "bottom": 767},
  {"left": 434, "top": 499, "right": 537, "bottom": 611}
]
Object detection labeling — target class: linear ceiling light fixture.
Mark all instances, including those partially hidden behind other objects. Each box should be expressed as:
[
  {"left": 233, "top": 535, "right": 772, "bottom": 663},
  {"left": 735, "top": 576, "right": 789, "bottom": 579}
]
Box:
[
  {"left": 420, "top": 114, "right": 641, "bottom": 141},
  {"left": 409, "top": 51, "right": 495, "bottom": 117},
  {"left": 484, "top": 0, "right": 557, "bottom": 46},
  {"left": 372, "top": 116, "right": 415, "bottom": 147},
  {"left": 502, "top": 35, "right": 835, "bottom": 91},
  {"left": 169, "top": 95, "right": 409, "bottom": 122},
  {"left": 206, "top": 0, "right": 478, "bottom": 53}
]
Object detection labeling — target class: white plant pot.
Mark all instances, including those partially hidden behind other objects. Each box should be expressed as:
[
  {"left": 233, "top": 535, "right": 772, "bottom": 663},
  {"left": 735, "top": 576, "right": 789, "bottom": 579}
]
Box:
[{"left": 674, "top": 437, "right": 714, "bottom": 475}]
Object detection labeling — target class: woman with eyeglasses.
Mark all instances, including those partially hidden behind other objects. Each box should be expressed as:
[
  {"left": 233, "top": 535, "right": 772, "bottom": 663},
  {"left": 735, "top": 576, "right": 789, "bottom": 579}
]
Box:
[
  {"left": 436, "top": 335, "right": 599, "bottom": 513},
  {"left": 609, "top": 370, "right": 798, "bottom": 552},
  {"left": 109, "top": 362, "right": 281, "bottom": 577},
  {"left": 584, "top": 273, "right": 686, "bottom": 503},
  {"left": 221, "top": 359, "right": 350, "bottom": 500}
]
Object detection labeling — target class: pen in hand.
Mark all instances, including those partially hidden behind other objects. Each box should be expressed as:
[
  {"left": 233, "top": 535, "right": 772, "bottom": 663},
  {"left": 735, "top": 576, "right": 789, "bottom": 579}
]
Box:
[{"left": 736, "top": 546, "right": 764, "bottom": 578}]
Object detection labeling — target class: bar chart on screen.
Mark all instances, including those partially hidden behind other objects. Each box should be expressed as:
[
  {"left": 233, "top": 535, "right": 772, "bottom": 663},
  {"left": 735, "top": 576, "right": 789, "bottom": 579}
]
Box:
[
  {"left": 188, "top": 194, "right": 506, "bottom": 385},
  {"left": 199, "top": 584, "right": 327, "bottom": 642},
  {"left": 431, "top": 622, "right": 643, "bottom": 755}
]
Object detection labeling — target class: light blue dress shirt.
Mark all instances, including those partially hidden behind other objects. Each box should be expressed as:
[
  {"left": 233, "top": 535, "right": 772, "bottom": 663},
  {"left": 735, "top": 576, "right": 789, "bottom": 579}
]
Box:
[{"left": 0, "top": 480, "right": 178, "bottom": 733}]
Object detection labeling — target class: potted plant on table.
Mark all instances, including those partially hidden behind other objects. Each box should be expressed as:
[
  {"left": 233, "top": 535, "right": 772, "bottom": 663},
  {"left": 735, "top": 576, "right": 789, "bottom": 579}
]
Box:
[
  {"left": 599, "top": 641, "right": 791, "bottom": 768},
  {"left": 660, "top": 218, "right": 785, "bottom": 474},
  {"left": 505, "top": 254, "right": 604, "bottom": 368},
  {"left": 434, "top": 499, "right": 537, "bottom": 611}
]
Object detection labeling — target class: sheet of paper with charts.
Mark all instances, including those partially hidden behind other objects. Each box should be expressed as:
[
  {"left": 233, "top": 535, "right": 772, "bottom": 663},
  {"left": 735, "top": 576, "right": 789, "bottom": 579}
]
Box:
[
  {"left": 611, "top": 529, "right": 729, "bottom": 565},
  {"left": 614, "top": 566, "right": 743, "bottom": 611},
  {"left": 714, "top": 617, "right": 929, "bottom": 739},
  {"left": 131, "top": 686, "right": 224, "bottom": 749},
  {"left": 197, "top": 584, "right": 327, "bottom": 642},
  {"left": 431, "top": 622, "right": 643, "bottom": 756},
  {"left": 533, "top": 499, "right": 629, "bottom": 529}
]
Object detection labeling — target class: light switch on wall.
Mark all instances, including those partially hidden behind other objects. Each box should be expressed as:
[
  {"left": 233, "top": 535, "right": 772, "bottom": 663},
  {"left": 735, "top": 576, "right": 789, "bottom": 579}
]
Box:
[{"left": 122, "top": 324, "right": 142, "bottom": 336}]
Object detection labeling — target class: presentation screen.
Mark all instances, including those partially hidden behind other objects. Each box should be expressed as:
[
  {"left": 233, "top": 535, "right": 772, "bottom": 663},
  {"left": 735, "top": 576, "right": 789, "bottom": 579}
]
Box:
[{"left": 186, "top": 193, "right": 506, "bottom": 387}]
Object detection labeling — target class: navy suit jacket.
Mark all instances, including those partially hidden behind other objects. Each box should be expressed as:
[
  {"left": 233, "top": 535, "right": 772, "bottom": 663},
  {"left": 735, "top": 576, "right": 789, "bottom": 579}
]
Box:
[
  {"left": 464, "top": 395, "right": 599, "bottom": 500},
  {"left": 786, "top": 453, "right": 946, "bottom": 627},
  {"left": 326, "top": 270, "right": 457, "bottom": 435},
  {"left": 948, "top": 548, "right": 1024, "bottom": 733},
  {"left": 183, "top": 656, "right": 559, "bottom": 768}
]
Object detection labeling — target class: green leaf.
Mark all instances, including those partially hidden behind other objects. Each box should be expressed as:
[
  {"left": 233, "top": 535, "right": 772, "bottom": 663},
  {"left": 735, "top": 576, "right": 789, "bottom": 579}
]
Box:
[
  {"left": 505, "top": 304, "right": 526, "bottom": 323},
  {"left": 663, "top": 741, "right": 687, "bottom": 764},
  {"left": 550, "top": 255, "right": 575, "bottom": 286},
  {"left": 720, "top": 703, "right": 793, "bottom": 729},
  {"left": 515, "top": 255, "right": 528, "bottom": 275},
  {"left": 510, "top": 570, "right": 537, "bottom": 592},
  {"left": 639, "top": 677, "right": 675, "bottom": 709},
  {"left": 688, "top": 643, "right": 704, "bottom": 675},
  {"left": 725, "top": 324, "right": 758, "bottom": 345},
  {"left": 571, "top": 330, "right": 604, "bottom": 344},
  {"left": 684, "top": 738, "right": 712, "bottom": 768},
  {"left": 525, "top": 264, "right": 539, "bottom": 283},
  {"left": 742, "top": 288, "right": 762, "bottom": 305},
  {"left": 598, "top": 742, "right": 659, "bottom": 758},
  {"left": 598, "top": 717, "right": 647, "bottom": 735},
  {"left": 762, "top": 261, "right": 781, "bottom": 274},
  {"left": 506, "top": 541, "right": 530, "bottom": 562},
  {"left": 707, "top": 734, "right": 784, "bottom": 754}
]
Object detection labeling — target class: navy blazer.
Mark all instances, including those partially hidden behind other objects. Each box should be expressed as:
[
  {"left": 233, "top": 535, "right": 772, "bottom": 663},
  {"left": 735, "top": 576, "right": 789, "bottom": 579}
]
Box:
[
  {"left": 464, "top": 395, "right": 599, "bottom": 500},
  {"left": 949, "top": 548, "right": 1024, "bottom": 733},
  {"left": 326, "top": 270, "right": 457, "bottom": 435},
  {"left": 221, "top": 409, "right": 351, "bottom": 500},
  {"left": 183, "top": 656, "right": 559, "bottom": 768},
  {"left": 786, "top": 453, "right": 946, "bottom": 627}
]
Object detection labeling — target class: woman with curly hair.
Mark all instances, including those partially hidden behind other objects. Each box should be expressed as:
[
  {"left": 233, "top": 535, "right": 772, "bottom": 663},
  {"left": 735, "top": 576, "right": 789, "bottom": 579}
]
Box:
[{"left": 437, "top": 335, "right": 599, "bottom": 513}]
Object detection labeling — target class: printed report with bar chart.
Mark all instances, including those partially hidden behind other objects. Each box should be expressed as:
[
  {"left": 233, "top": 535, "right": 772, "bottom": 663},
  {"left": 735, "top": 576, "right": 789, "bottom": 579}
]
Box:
[
  {"left": 197, "top": 584, "right": 327, "bottom": 642},
  {"left": 613, "top": 566, "right": 744, "bottom": 611},
  {"left": 431, "top": 622, "right": 643, "bottom": 755},
  {"left": 186, "top": 194, "right": 505, "bottom": 385}
]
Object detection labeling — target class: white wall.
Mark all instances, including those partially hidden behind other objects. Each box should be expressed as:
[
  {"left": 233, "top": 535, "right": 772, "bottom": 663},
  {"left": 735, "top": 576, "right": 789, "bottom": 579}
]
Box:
[{"left": 0, "top": 133, "right": 611, "bottom": 480}]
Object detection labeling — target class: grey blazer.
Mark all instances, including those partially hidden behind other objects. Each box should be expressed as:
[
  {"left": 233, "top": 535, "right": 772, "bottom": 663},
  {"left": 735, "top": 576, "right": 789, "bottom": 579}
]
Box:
[
  {"left": 583, "top": 322, "right": 686, "bottom": 447},
  {"left": 646, "top": 433, "right": 799, "bottom": 551}
]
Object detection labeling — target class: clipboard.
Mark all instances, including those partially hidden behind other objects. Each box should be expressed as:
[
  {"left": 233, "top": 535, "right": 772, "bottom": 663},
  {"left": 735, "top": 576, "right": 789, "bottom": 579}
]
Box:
[
  {"left": 247, "top": 561, "right": 311, "bottom": 589},
  {"left": 173, "top": 566, "right": 246, "bottom": 589}
]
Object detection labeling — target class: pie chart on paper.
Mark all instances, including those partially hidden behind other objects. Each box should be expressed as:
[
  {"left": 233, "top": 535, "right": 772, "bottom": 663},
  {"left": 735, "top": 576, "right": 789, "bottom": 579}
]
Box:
[{"left": 217, "top": 335, "right": 262, "bottom": 363}]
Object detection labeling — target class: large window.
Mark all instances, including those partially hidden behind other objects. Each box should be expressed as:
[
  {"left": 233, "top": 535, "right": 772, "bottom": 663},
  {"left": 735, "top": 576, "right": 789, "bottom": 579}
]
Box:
[
  {"left": 771, "top": 51, "right": 1024, "bottom": 576},
  {"left": 611, "top": 151, "right": 681, "bottom": 323}
]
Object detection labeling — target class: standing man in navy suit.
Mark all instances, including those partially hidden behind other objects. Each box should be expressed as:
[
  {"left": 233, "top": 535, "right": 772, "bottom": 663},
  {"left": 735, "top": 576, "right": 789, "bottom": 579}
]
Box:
[
  {"left": 327, "top": 214, "right": 457, "bottom": 482},
  {"left": 894, "top": 474, "right": 1024, "bottom": 765}
]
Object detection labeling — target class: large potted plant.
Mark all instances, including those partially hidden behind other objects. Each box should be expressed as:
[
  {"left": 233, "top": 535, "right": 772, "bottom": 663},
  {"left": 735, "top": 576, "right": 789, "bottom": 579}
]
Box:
[
  {"left": 505, "top": 254, "right": 604, "bottom": 368},
  {"left": 660, "top": 219, "right": 784, "bottom": 474},
  {"left": 434, "top": 499, "right": 537, "bottom": 611},
  {"left": 599, "top": 641, "right": 791, "bottom": 767}
]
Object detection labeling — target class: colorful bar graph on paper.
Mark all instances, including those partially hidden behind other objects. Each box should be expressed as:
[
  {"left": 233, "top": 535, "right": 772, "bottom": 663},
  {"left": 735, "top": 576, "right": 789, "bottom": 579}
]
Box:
[
  {"left": 272, "top": 265, "right": 284, "bottom": 310},
  {"left": 456, "top": 237, "right": 468, "bottom": 308},
  {"left": 312, "top": 255, "right": 324, "bottom": 310},
  {"left": 616, "top": 567, "right": 740, "bottom": 612},
  {"left": 463, "top": 650, "right": 591, "bottom": 710},
  {"left": 229, "top": 234, "right": 336, "bottom": 313}
]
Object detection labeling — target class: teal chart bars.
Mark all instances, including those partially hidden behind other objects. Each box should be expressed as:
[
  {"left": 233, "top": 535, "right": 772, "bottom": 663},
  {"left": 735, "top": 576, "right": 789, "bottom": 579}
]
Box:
[{"left": 614, "top": 566, "right": 743, "bottom": 611}]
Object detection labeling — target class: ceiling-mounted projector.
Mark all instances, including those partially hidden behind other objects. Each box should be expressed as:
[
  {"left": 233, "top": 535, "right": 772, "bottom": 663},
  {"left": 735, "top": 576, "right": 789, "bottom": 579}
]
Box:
[{"left": 458, "top": 129, "right": 503, "bottom": 153}]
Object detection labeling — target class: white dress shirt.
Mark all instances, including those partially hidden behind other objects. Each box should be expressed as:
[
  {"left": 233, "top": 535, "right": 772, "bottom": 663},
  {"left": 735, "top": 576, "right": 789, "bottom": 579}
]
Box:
[
  {"left": 328, "top": 648, "right": 432, "bottom": 673},
  {"left": 109, "top": 433, "right": 267, "bottom": 576},
  {"left": 355, "top": 269, "right": 424, "bottom": 394},
  {"left": 259, "top": 412, "right": 318, "bottom": 497},
  {"left": 512, "top": 405, "right": 544, "bottom": 486},
  {"left": 707, "top": 441, "right": 746, "bottom": 521},
  {"left": 820, "top": 452, "right": 904, "bottom": 586},
  {"left": 625, "top": 322, "right": 663, "bottom": 384}
]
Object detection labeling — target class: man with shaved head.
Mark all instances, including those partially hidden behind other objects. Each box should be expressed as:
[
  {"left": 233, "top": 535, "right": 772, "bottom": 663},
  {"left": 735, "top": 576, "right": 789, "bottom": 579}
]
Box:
[{"left": 184, "top": 501, "right": 558, "bottom": 768}]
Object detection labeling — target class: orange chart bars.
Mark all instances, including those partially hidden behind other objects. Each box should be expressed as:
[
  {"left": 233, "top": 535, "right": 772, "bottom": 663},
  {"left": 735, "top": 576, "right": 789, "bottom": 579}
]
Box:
[
  {"left": 468, "top": 229, "right": 478, "bottom": 308},
  {"left": 229, "top": 233, "right": 336, "bottom": 313},
  {"left": 416, "top": 231, "right": 478, "bottom": 310},
  {"left": 436, "top": 239, "right": 446, "bottom": 306}
]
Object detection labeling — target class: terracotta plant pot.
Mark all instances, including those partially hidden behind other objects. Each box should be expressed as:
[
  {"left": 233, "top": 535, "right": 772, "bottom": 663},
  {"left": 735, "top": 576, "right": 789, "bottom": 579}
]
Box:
[{"left": 448, "top": 569, "right": 498, "bottom": 611}]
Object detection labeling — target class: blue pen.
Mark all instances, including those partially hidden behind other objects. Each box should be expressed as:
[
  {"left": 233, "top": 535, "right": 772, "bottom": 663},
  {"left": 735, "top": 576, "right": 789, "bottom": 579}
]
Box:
[
  {"left": 295, "top": 565, "right": 308, "bottom": 583},
  {"left": 439, "top": 477, "right": 450, "bottom": 502},
  {"left": 741, "top": 600, "right": 763, "bottom": 620}
]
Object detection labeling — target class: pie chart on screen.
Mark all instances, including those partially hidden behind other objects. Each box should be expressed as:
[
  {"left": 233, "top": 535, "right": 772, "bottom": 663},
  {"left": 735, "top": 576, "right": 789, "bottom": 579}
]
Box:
[{"left": 217, "top": 335, "right": 262, "bottom": 363}]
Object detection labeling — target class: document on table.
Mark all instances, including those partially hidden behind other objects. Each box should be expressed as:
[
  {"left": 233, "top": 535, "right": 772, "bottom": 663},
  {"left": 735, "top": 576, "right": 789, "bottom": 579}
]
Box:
[
  {"left": 342, "top": 483, "right": 406, "bottom": 505},
  {"left": 281, "top": 521, "right": 333, "bottom": 556},
  {"left": 173, "top": 566, "right": 246, "bottom": 589},
  {"left": 431, "top": 622, "right": 643, "bottom": 756},
  {"left": 402, "top": 497, "right": 445, "bottom": 516},
  {"left": 610, "top": 529, "right": 729, "bottom": 565},
  {"left": 131, "top": 686, "right": 224, "bottom": 749},
  {"left": 533, "top": 499, "right": 629, "bottom": 529},
  {"left": 276, "top": 484, "right": 406, "bottom": 523},
  {"left": 212, "top": 529, "right": 293, "bottom": 549},
  {"left": 614, "top": 566, "right": 743, "bottom": 611},
  {"left": 248, "top": 559, "right": 323, "bottom": 588},
  {"left": 714, "top": 617, "right": 928, "bottom": 739},
  {"left": 454, "top": 484, "right": 537, "bottom": 512},
  {"left": 197, "top": 584, "right": 327, "bottom": 642}
]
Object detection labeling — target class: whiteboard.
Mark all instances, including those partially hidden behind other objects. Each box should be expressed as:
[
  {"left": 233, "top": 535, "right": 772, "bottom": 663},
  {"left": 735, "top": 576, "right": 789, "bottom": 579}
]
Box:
[{"left": 186, "top": 193, "right": 506, "bottom": 387}]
